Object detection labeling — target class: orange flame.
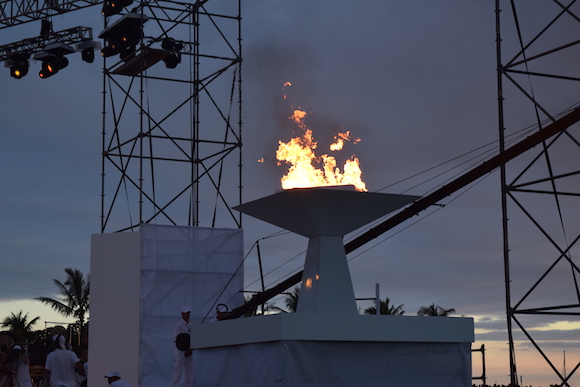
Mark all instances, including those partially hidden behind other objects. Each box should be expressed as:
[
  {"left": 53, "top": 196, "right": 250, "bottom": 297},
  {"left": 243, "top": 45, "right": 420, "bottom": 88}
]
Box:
[
  {"left": 329, "top": 131, "right": 359, "bottom": 151},
  {"left": 276, "top": 105, "right": 367, "bottom": 192}
]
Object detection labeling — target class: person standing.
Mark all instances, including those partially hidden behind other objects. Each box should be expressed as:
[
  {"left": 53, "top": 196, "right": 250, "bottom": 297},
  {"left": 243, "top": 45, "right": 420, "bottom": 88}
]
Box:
[
  {"left": 171, "top": 306, "right": 193, "bottom": 387},
  {"left": 44, "top": 334, "right": 85, "bottom": 387},
  {"left": 104, "top": 370, "right": 133, "bottom": 387},
  {"left": 11, "top": 345, "right": 31, "bottom": 387}
]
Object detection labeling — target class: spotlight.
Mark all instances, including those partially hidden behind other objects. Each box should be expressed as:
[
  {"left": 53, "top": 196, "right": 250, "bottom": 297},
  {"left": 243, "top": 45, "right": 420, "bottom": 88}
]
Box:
[
  {"left": 34, "top": 43, "right": 74, "bottom": 79},
  {"left": 163, "top": 52, "right": 181, "bottom": 69},
  {"left": 161, "top": 38, "right": 182, "bottom": 69},
  {"left": 99, "top": 12, "right": 148, "bottom": 61},
  {"left": 38, "top": 55, "right": 69, "bottom": 79},
  {"left": 119, "top": 45, "right": 136, "bottom": 62},
  {"left": 9, "top": 53, "right": 30, "bottom": 79},
  {"left": 76, "top": 40, "right": 101, "bottom": 63},
  {"left": 82, "top": 48, "right": 95, "bottom": 63},
  {"left": 100, "top": 45, "right": 120, "bottom": 58},
  {"left": 101, "top": 0, "right": 133, "bottom": 17}
]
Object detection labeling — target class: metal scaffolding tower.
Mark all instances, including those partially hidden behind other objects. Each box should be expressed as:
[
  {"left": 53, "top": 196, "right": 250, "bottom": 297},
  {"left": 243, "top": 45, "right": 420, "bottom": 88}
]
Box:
[
  {"left": 99, "top": 1, "right": 242, "bottom": 232},
  {"left": 0, "top": 0, "right": 242, "bottom": 233},
  {"left": 496, "top": 1, "right": 580, "bottom": 385}
]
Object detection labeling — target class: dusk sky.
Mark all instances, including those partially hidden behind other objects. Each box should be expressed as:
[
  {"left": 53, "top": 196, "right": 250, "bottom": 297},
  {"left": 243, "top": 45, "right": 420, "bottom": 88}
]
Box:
[{"left": 2, "top": 2, "right": 580, "bottom": 386}]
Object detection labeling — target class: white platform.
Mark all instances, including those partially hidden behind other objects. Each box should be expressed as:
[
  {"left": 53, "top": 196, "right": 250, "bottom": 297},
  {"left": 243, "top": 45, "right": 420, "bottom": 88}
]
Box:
[
  {"left": 192, "top": 313, "right": 473, "bottom": 347},
  {"left": 190, "top": 313, "right": 474, "bottom": 386}
]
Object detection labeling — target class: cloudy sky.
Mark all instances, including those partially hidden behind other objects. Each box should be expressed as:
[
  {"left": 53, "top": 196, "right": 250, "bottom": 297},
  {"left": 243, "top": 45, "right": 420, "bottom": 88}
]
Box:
[{"left": 2, "top": 1, "right": 580, "bottom": 385}]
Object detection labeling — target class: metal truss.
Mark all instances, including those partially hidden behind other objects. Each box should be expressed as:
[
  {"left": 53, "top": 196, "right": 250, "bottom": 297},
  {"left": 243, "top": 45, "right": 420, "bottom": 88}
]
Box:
[
  {"left": 0, "top": 0, "right": 100, "bottom": 29},
  {"left": 0, "top": 26, "right": 93, "bottom": 60},
  {"left": 496, "top": 1, "right": 580, "bottom": 385},
  {"left": 100, "top": 0, "right": 242, "bottom": 232}
]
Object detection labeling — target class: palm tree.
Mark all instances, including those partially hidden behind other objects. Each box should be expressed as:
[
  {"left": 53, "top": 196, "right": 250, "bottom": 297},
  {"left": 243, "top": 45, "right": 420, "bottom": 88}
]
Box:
[
  {"left": 35, "top": 268, "right": 90, "bottom": 328},
  {"left": 1, "top": 310, "right": 40, "bottom": 342},
  {"left": 284, "top": 287, "right": 300, "bottom": 313},
  {"left": 363, "top": 297, "right": 404, "bottom": 315},
  {"left": 269, "top": 287, "right": 300, "bottom": 314},
  {"left": 417, "top": 303, "right": 455, "bottom": 316}
]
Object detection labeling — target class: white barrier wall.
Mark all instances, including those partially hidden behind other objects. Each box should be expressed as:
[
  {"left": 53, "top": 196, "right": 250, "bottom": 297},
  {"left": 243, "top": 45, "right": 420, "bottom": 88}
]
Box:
[{"left": 89, "top": 224, "right": 244, "bottom": 387}]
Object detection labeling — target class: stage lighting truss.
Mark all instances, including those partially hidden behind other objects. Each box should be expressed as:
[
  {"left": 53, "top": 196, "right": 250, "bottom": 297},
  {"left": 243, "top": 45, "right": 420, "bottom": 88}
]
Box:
[
  {"left": 0, "top": 0, "right": 98, "bottom": 30},
  {"left": 0, "top": 26, "right": 99, "bottom": 78}
]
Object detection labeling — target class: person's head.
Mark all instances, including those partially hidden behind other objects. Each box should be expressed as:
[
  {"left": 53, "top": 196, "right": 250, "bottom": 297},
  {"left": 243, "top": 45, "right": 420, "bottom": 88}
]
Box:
[
  {"left": 52, "top": 334, "right": 67, "bottom": 350},
  {"left": 104, "top": 370, "right": 121, "bottom": 384},
  {"left": 216, "top": 304, "right": 228, "bottom": 320},
  {"left": 181, "top": 306, "right": 191, "bottom": 322},
  {"left": 10, "top": 345, "right": 21, "bottom": 360}
]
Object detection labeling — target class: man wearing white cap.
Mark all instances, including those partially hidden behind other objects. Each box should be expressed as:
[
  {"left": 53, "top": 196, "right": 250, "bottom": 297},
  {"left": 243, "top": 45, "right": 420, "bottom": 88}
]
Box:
[
  {"left": 171, "top": 306, "right": 193, "bottom": 387},
  {"left": 45, "top": 334, "right": 85, "bottom": 387},
  {"left": 11, "top": 345, "right": 31, "bottom": 387},
  {"left": 104, "top": 370, "right": 132, "bottom": 387},
  {"left": 208, "top": 304, "right": 228, "bottom": 323}
]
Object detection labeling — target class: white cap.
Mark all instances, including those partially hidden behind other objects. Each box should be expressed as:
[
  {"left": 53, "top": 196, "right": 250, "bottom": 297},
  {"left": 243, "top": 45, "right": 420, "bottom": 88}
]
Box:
[
  {"left": 13, "top": 345, "right": 22, "bottom": 350},
  {"left": 216, "top": 304, "right": 227, "bottom": 313},
  {"left": 105, "top": 370, "right": 121, "bottom": 378},
  {"left": 52, "top": 334, "right": 66, "bottom": 349},
  {"left": 181, "top": 306, "right": 191, "bottom": 313}
]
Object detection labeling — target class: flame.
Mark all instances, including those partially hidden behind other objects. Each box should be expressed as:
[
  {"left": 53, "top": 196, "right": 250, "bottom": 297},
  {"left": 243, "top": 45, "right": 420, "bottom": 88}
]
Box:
[
  {"left": 276, "top": 102, "right": 367, "bottom": 192},
  {"left": 257, "top": 157, "right": 264, "bottom": 163},
  {"left": 329, "top": 131, "right": 359, "bottom": 151},
  {"left": 283, "top": 82, "right": 292, "bottom": 99}
]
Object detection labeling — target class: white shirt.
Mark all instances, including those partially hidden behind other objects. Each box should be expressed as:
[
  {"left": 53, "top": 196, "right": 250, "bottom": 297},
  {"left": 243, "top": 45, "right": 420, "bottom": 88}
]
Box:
[
  {"left": 110, "top": 379, "right": 133, "bottom": 387},
  {"left": 45, "top": 348, "right": 81, "bottom": 387},
  {"left": 13, "top": 358, "right": 32, "bottom": 387}
]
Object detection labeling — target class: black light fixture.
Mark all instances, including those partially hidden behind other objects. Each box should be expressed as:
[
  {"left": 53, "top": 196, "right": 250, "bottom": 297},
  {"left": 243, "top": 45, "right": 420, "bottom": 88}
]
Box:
[
  {"left": 34, "top": 42, "right": 74, "bottom": 79},
  {"left": 101, "top": 0, "right": 133, "bottom": 17},
  {"left": 82, "top": 47, "right": 95, "bottom": 63},
  {"left": 161, "top": 37, "right": 182, "bottom": 69},
  {"left": 76, "top": 40, "right": 101, "bottom": 63},
  {"left": 38, "top": 54, "right": 69, "bottom": 78},
  {"left": 99, "top": 12, "right": 148, "bottom": 62},
  {"left": 9, "top": 53, "right": 30, "bottom": 79}
]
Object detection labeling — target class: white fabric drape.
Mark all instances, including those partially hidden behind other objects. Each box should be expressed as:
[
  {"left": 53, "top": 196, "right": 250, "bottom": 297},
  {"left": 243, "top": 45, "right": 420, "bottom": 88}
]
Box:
[
  {"left": 193, "top": 340, "right": 471, "bottom": 387},
  {"left": 139, "top": 224, "right": 244, "bottom": 387}
]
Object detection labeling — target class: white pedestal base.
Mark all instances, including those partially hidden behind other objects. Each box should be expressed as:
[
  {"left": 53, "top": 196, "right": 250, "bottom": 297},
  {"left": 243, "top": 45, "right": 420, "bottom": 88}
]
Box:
[{"left": 191, "top": 313, "right": 474, "bottom": 387}]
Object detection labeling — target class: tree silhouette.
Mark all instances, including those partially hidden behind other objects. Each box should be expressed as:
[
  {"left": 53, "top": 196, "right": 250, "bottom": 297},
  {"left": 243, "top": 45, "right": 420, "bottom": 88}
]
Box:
[
  {"left": 417, "top": 303, "right": 455, "bottom": 316},
  {"left": 269, "top": 287, "right": 300, "bottom": 313},
  {"left": 1, "top": 310, "right": 40, "bottom": 342},
  {"left": 35, "top": 268, "right": 90, "bottom": 328},
  {"left": 283, "top": 287, "right": 300, "bottom": 313},
  {"left": 363, "top": 297, "right": 404, "bottom": 315}
]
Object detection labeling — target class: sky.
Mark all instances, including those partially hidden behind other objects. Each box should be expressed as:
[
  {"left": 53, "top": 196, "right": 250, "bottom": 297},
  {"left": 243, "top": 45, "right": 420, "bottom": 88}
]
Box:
[{"left": 1, "top": 1, "right": 580, "bottom": 386}]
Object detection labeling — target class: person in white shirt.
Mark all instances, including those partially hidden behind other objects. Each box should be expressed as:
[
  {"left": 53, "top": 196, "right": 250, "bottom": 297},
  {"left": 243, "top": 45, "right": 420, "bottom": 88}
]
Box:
[
  {"left": 171, "top": 306, "right": 193, "bottom": 387},
  {"left": 104, "top": 370, "right": 133, "bottom": 387},
  {"left": 44, "top": 334, "right": 85, "bottom": 387},
  {"left": 11, "top": 345, "right": 31, "bottom": 387}
]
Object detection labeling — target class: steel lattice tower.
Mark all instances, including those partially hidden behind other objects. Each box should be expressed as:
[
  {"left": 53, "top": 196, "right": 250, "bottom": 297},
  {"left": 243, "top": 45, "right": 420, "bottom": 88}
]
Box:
[
  {"left": 0, "top": 0, "right": 242, "bottom": 232},
  {"left": 99, "top": 1, "right": 242, "bottom": 232},
  {"left": 496, "top": 1, "right": 580, "bottom": 385}
]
